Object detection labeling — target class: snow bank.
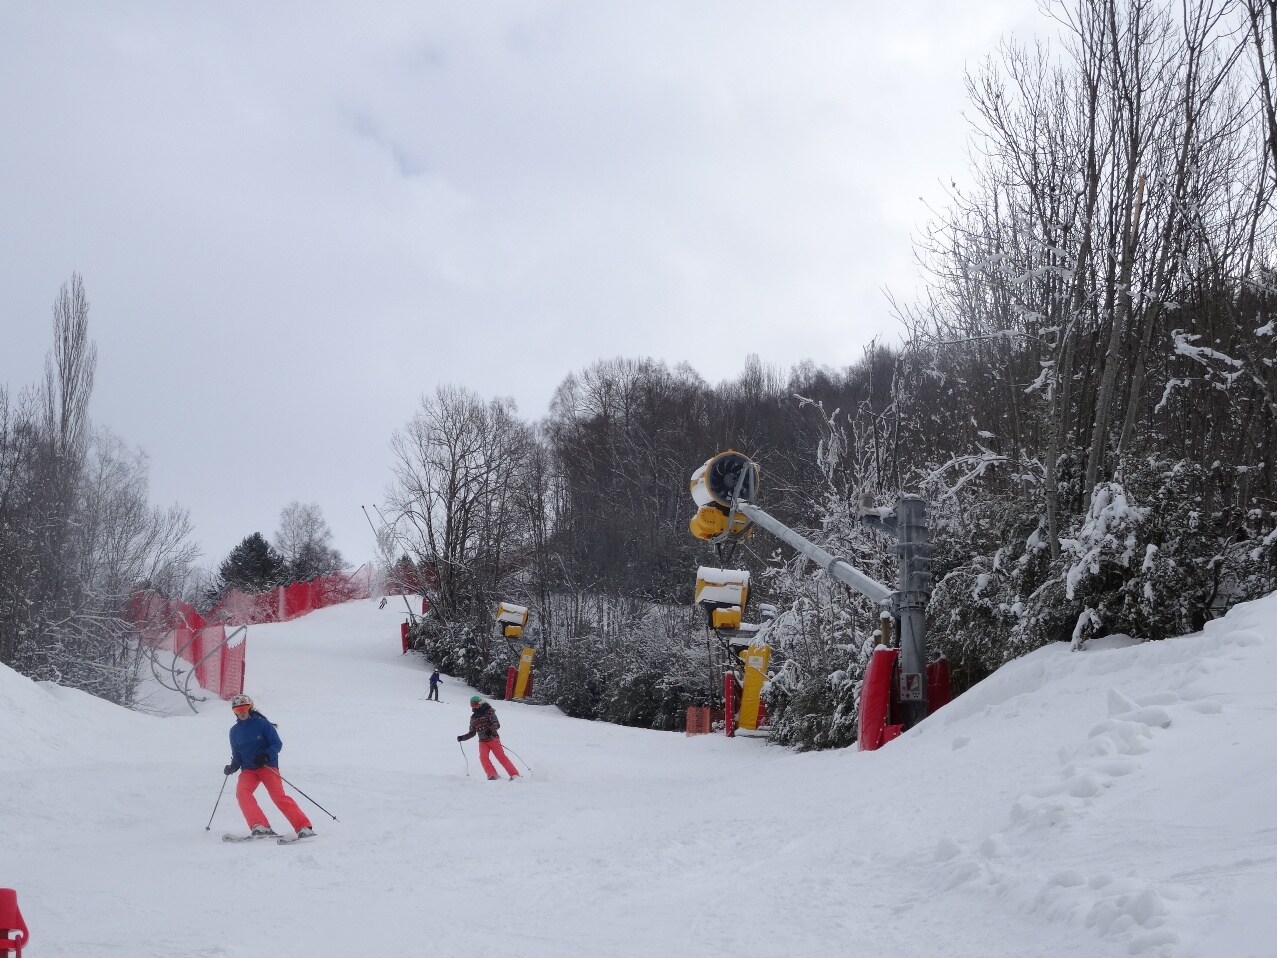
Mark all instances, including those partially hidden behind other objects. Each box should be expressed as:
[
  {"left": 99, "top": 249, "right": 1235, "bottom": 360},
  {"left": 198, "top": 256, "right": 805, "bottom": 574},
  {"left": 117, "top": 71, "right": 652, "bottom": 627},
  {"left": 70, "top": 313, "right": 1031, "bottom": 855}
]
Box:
[
  {"left": 2, "top": 594, "right": 1276, "bottom": 957},
  {"left": 0, "top": 661, "right": 151, "bottom": 766},
  {"left": 917, "top": 592, "right": 1277, "bottom": 957}
]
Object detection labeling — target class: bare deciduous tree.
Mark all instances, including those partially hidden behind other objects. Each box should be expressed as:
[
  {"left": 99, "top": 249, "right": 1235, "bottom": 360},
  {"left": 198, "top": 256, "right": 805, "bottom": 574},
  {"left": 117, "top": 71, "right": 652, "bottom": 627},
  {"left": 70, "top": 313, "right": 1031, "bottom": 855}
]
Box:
[
  {"left": 273, "top": 501, "right": 343, "bottom": 582},
  {"left": 1, "top": 275, "right": 198, "bottom": 706}
]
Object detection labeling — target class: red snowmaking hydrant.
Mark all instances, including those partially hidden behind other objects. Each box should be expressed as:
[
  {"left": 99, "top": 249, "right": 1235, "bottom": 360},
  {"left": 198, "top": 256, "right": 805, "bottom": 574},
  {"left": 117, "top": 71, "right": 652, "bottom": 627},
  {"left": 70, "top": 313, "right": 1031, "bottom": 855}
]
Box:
[{"left": 0, "top": 888, "right": 28, "bottom": 956}]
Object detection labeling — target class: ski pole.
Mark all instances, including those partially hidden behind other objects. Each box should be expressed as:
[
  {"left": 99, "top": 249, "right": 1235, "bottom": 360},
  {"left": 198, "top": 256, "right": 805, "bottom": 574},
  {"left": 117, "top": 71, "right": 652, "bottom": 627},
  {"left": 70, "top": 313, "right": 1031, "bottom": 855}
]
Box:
[
  {"left": 205, "top": 773, "right": 230, "bottom": 831},
  {"left": 459, "top": 741, "right": 470, "bottom": 777},
  {"left": 267, "top": 768, "right": 339, "bottom": 821},
  {"left": 502, "top": 744, "right": 533, "bottom": 776}
]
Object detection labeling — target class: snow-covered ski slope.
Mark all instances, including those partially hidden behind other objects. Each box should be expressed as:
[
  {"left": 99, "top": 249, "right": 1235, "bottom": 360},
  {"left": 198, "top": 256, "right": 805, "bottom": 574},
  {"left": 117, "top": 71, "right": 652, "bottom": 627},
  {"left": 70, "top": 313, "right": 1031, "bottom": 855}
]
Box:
[{"left": 3, "top": 595, "right": 1276, "bottom": 958}]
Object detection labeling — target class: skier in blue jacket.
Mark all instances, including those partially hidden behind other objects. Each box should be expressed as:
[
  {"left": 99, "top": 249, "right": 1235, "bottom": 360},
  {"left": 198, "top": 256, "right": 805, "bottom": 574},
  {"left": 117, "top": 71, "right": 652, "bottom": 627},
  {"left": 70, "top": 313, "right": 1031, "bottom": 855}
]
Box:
[{"left": 223, "top": 693, "right": 313, "bottom": 839}]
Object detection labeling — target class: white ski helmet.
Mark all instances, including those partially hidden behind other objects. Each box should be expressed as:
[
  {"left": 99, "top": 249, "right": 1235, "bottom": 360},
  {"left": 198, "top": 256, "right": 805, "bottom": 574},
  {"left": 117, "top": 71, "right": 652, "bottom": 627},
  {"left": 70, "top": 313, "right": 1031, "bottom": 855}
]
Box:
[{"left": 230, "top": 693, "right": 253, "bottom": 710}]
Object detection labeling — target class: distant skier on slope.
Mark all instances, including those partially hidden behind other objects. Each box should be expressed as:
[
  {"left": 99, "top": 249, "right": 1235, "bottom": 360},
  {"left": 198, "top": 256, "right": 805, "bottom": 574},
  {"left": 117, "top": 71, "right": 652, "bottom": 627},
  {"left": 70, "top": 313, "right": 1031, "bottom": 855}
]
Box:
[
  {"left": 223, "top": 693, "right": 315, "bottom": 839},
  {"left": 457, "top": 695, "right": 520, "bottom": 781},
  {"left": 427, "top": 669, "right": 441, "bottom": 701}
]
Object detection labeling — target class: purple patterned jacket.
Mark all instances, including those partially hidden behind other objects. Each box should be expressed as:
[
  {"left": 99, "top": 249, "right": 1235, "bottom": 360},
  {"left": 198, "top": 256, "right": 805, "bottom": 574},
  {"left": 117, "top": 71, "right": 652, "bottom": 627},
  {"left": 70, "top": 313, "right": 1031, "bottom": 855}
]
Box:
[{"left": 460, "top": 703, "right": 501, "bottom": 742}]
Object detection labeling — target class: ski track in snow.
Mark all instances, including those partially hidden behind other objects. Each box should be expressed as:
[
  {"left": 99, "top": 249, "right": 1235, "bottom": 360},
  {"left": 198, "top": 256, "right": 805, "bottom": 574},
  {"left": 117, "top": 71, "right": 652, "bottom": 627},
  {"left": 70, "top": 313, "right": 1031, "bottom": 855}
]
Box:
[{"left": 2, "top": 596, "right": 1277, "bottom": 956}]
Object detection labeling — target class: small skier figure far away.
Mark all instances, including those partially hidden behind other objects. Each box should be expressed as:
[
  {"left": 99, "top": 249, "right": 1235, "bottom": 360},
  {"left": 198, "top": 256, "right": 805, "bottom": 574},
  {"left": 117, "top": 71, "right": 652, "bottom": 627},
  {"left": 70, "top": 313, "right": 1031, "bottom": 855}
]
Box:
[
  {"left": 457, "top": 695, "right": 520, "bottom": 781},
  {"left": 222, "top": 693, "right": 315, "bottom": 841},
  {"left": 427, "top": 668, "right": 441, "bottom": 701}
]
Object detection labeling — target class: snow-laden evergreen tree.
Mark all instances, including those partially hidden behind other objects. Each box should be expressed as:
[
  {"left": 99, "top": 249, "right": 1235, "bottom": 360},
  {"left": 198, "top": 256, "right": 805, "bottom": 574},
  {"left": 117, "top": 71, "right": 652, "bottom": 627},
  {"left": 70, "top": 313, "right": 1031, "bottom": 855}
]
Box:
[{"left": 218, "top": 533, "right": 286, "bottom": 594}]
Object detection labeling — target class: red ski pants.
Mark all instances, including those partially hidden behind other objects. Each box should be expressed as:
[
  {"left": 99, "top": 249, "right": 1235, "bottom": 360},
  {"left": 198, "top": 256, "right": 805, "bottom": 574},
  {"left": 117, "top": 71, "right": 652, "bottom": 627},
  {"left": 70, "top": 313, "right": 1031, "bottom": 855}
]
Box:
[
  {"left": 236, "top": 767, "right": 312, "bottom": 831},
  {"left": 479, "top": 738, "right": 520, "bottom": 779}
]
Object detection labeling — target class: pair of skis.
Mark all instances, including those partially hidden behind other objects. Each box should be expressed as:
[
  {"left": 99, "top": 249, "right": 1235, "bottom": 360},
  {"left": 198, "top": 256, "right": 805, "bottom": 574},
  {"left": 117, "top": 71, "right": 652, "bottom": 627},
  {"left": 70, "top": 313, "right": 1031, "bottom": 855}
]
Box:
[{"left": 222, "top": 831, "right": 316, "bottom": 846}]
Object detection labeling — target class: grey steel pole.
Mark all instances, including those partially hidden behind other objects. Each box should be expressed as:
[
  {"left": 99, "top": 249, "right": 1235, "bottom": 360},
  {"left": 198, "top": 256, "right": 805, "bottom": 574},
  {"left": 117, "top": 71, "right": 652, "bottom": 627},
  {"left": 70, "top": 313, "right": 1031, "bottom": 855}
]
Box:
[
  {"left": 894, "top": 496, "right": 930, "bottom": 729},
  {"left": 735, "top": 502, "right": 893, "bottom": 606}
]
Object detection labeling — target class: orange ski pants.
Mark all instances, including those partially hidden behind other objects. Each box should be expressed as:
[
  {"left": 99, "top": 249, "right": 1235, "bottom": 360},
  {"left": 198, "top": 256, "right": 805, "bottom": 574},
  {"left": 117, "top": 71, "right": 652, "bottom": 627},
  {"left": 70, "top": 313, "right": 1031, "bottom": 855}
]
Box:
[
  {"left": 479, "top": 738, "right": 520, "bottom": 779},
  {"left": 236, "top": 767, "right": 312, "bottom": 831}
]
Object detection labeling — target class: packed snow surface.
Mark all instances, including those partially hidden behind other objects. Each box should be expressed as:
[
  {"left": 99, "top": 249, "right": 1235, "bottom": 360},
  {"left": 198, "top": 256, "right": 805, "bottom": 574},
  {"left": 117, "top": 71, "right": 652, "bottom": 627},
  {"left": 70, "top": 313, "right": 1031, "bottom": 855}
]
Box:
[{"left": 3, "top": 594, "right": 1277, "bottom": 957}]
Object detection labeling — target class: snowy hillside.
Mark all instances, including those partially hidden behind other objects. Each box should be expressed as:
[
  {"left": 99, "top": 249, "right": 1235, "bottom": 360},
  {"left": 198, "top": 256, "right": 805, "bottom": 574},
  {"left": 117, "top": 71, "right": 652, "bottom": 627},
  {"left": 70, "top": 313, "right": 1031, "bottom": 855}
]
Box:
[{"left": 2, "top": 596, "right": 1275, "bottom": 957}]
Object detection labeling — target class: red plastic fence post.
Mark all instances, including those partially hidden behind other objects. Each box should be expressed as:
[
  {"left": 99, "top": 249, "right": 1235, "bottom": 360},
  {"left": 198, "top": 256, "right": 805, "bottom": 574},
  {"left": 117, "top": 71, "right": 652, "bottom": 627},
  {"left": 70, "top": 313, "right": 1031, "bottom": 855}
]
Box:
[
  {"left": 400, "top": 622, "right": 409, "bottom": 654},
  {"left": 504, "top": 666, "right": 517, "bottom": 700},
  {"left": 723, "top": 673, "right": 737, "bottom": 738},
  {"left": 926, "top": 656, "right": 952, "bottom": 715},
  {"left": 0, "top": 887, "right": 29, "bottom": 955}
]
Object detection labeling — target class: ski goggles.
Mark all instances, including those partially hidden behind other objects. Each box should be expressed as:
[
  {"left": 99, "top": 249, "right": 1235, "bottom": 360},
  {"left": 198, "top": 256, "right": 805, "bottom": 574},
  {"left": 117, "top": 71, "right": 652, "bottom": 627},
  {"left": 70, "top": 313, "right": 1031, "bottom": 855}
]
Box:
[{"left": 232, "top": 704, "right": 252, "bottom": 716}]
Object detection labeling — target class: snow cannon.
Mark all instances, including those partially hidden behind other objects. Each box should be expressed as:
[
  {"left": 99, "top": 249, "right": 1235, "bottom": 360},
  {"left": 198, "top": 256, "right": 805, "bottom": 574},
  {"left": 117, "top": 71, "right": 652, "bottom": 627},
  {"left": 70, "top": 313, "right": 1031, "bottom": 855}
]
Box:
[
  {"left": 736, "top": 642, "right": 771, "bottom": 732},
  {"left": 688, "top": 451, "right": 758, "bottom": 541},
  {"left": 0, "top": 888, "right": 28, "bottom": 956},
  {"left": 690, "top": 450, "right": 758, "bottom": 508},
  {"left": 495, "top": 602, "right": 529, "bottom": 640},
  {"left": 512, "top": 645, "right": 535, "bottom": 699},
  {"left": 695, "top": 567, "right": 750, "bottom": 631}
]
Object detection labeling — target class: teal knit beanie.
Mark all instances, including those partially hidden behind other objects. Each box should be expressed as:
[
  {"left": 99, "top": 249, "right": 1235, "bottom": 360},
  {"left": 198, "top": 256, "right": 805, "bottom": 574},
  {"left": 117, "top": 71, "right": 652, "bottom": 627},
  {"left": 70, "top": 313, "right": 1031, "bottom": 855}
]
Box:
[{"left": 469, "top": 695, "right": 483, "bottom": 704}]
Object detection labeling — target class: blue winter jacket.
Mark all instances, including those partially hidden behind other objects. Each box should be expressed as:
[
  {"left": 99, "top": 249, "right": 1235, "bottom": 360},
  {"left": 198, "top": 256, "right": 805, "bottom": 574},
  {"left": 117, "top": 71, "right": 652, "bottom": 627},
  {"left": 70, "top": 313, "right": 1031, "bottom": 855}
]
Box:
[{"left": 229, "top": 711, "right": 282, "bottom": 770}]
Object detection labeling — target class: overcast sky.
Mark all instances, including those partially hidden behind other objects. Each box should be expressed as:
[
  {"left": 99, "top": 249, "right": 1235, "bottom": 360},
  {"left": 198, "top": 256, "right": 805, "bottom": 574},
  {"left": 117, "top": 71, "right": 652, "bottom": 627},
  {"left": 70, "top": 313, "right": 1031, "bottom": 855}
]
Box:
[{"left": 0, "top": 1, "right": 1043, "bottom": 570}]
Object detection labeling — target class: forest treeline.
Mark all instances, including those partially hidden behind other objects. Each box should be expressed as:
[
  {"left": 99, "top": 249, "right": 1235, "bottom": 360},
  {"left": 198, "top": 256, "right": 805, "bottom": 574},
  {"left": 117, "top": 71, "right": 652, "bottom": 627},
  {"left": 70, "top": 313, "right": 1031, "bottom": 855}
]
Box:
[{"left": 391, "top": 0, "right": 1277, "bottom": 748}]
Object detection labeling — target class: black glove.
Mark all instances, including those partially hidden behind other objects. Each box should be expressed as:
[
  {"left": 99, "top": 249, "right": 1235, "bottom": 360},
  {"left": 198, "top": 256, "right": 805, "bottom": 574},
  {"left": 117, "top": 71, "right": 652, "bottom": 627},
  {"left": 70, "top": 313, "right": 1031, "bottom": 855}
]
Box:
[
  {"left": 456, "top": 735, "right": 465, "bottom": 742},
  {"left": 254, "top": 753, "right": 270, "bottom": 766},
  {"left": 224, "top": 763, "right": 239, "bottom": 776}
]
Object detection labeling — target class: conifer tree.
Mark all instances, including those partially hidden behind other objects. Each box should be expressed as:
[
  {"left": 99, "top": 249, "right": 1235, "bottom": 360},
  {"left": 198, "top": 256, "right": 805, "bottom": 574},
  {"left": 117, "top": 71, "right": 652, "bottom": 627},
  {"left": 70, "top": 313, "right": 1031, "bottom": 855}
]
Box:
[{"left": 218, "top": 533, "right": 286, "bottom": 593}]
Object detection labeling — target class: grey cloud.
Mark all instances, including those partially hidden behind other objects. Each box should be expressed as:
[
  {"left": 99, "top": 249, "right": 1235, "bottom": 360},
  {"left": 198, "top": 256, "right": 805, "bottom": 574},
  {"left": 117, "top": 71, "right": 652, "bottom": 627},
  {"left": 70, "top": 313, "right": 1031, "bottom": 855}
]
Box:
[{"left": 0, "top": 0, "right": 1042, "bottom": 566}]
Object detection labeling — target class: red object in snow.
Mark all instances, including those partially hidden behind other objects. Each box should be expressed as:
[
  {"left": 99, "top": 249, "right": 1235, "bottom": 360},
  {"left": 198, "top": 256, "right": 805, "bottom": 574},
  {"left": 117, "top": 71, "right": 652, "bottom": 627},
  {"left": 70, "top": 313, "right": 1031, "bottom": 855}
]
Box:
[
  {"left": 400, "top": 621, "right": 409, "bottom": 654},
  {"left": 684, "top": 706, "right": 712, "bottom": 734},
  {"left": 859, "top": 647, "right": 902, "bottom": 751},
  {"left": 504, "top": 666, "right": 518, "bottom": 700},
  {"left": 221, "top": 636, "right": 246, "bottom": 701},
  {"left": 0, "top": 888, "right": 28, "bottom": 956},
  {"left": 723, "top": 672, "right": 737, "bottom": 738},
  {"left": 926, "top": 657, "right": 952, "bottom": 715}
]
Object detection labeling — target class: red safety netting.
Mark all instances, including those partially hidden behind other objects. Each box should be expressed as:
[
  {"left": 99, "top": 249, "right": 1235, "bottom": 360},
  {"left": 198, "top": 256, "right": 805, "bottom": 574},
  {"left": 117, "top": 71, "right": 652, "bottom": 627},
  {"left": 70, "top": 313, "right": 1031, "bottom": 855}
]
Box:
[
  {"left": 131, "top": 571, "right": 370, "bottom": 700},
  {"left": 220, "top": 629, "right": 246, "bottom": 699},
  {"left": 193, "top": 626, "right": 227, "bottom": 695}
]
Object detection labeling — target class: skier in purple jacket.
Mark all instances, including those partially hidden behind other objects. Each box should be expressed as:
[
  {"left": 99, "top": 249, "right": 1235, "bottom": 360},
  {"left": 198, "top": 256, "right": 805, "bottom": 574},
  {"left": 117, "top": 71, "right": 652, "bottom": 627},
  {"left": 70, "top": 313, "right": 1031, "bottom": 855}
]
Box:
[{"left": 457, "top": 696, "right": 520, "bottom": 780}]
